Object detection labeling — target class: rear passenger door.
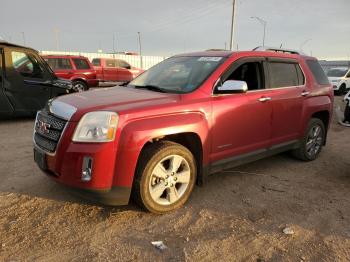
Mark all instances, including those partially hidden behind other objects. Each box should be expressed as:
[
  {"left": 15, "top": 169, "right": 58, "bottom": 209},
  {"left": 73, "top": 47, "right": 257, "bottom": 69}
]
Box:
[{"left": 267, "top": 59, "right": 305, "bottom": 146}]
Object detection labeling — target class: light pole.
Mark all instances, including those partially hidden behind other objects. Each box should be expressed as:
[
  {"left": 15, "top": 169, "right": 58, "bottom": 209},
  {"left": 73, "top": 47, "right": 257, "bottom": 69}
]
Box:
[
  {"left": 229, "top": 0, "right": 237, "bottom": 51},
  {"left": 300, "top": 38, "right": 312, "bottom": 52},
  {"left": 137, "top": 32, "right": 143, "bottom": 69},
  {"left": 251, "top": 16, "right": 267, "bottom": 47}
]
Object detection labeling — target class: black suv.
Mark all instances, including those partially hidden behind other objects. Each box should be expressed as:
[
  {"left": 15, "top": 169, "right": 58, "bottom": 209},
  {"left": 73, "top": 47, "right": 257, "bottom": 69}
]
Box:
[{"left": 0, "top": 41, "right": 75, "bottom": 118}]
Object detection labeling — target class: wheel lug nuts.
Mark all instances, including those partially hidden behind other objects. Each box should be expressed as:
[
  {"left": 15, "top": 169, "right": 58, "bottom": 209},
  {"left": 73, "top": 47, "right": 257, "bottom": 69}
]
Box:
[
  {"left": 166, "top": 175, "right": 169, "bottom": 178},
  {"left": 174, "top": 177, "right": 177, "bottom": 181},
  {"left": 170, "top": 183, "right": 173, "bottom": 187},
  {"left": 165, "top": 182, "right": 168, "bottom": 186}
]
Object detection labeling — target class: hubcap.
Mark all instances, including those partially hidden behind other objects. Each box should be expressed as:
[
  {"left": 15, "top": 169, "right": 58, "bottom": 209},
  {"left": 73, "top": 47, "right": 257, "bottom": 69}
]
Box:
[
  {"left": 148, "top": 155, "right": 191, "bottom": 206},
  {"left": 74, "top": 83, "right": 85, "bottom": 92},
  {"left": 306, "top": 125, "right": 323, "bottom": 157}
]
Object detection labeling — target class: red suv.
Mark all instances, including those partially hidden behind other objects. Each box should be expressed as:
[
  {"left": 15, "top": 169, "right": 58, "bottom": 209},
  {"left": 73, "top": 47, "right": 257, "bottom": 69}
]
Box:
[
  {"left": 33, "top": 48, "right": 333, "bottom": 213},
  {"left": 92, "top": 57, "right": 144, "bottom": 83},
  {"left": 43, "top": 55, "right": 98, "bottom": 91}
]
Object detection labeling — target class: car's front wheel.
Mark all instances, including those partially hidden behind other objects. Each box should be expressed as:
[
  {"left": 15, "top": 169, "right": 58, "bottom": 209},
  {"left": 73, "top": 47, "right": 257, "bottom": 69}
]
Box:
[
  {"left": 292, "top": 118, "right": 325, "bottom": 161},
  {"left": 132, "top": 141, "right": 196, "bottom": 214}
]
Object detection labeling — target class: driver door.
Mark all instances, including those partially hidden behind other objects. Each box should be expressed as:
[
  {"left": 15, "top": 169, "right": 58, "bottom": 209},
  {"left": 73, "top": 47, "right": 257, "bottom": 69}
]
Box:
[
  {"left": 0, "top": 48, "right": 13, "bottom": 115},
  {"left": 211, "top": 57, "right": 272, "bottom": 165},
  {"left": 4, "top": 47, "right": 51, "bottom": 114}
]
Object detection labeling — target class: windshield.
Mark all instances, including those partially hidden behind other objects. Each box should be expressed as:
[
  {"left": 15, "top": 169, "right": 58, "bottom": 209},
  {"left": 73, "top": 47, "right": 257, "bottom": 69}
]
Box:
[
  {"left": 129, "top": 56, "right": 226, "bottom": 93},
  {"left": 327, "top": 68, "right": 348, "bottom": 77}
]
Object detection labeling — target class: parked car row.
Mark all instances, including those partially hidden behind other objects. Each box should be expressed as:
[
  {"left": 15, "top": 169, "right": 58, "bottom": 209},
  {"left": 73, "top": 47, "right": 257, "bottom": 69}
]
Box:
[{"left": 43, "top": 55, "right": 144, "bottom": 89}]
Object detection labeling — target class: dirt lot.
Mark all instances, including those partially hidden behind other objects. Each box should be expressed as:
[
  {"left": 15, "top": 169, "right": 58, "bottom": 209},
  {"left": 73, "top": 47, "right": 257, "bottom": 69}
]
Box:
[{"left": 0, "top": 97, "right": 349, "bottom": 262}]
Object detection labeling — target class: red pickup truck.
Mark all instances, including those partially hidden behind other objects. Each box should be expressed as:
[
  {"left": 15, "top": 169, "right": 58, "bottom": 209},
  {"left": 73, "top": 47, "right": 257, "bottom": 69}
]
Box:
[
  {"left": 92, "top": 57, "right": 143, "bottom": 83},
  {"left": 33, "top": 48, "right": 333, "bottom": 213}
]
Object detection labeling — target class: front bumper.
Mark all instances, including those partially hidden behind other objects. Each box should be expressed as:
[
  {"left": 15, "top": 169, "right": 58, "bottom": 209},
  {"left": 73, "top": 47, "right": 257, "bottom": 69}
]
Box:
[{"left": 34, "top": 145, "right": 131, "bottom": 206}]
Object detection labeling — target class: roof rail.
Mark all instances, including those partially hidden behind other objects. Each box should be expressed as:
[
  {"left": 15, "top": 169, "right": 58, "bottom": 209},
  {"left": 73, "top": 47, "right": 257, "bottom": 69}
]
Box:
[{"left": 253, "top": 46, "right": 305, "bottom": 55}]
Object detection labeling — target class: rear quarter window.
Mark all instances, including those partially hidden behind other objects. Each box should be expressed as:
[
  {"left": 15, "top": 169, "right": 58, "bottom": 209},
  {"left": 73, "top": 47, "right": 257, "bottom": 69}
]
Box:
[
  {"left": 73, "top": 58, "right": 91, "bottom": 70},
  {"left": 92, "top": 58, "right": 101, "bottom": 66},
  {"left": 306, "top": 60, "right": 330, "bottom": 85}
]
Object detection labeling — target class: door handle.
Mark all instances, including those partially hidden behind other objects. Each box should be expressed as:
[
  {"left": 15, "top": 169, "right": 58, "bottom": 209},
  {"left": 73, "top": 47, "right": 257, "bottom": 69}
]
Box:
[
  {"left": 301, "top": 91, "right": 310, "bottom": 97},
  {"left": 258, "top": 97, "right": 271, "bottom": 102}
]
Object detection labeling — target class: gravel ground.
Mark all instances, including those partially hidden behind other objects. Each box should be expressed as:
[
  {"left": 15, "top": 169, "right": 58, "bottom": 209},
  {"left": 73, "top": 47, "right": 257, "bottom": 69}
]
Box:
[{"left": 0, "top": 97, "right": 349, "bottom": 262}]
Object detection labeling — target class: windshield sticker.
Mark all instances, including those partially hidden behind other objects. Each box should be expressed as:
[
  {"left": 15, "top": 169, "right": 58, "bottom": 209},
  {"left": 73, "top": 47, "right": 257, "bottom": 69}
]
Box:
[{"left": 198, "top": 57, "right": 222, "bottom": 62}]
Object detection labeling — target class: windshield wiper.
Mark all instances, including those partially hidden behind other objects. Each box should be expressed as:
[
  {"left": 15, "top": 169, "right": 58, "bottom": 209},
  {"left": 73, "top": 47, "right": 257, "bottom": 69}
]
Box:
[{"left": 134, "top": 85, "right": 168, "bottom": 93}]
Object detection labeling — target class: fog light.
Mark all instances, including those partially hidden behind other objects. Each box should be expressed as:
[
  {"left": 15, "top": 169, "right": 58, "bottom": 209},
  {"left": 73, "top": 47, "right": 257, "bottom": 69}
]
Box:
[{"left": 81, "top": 156, "right": 93, "bottom": 182}]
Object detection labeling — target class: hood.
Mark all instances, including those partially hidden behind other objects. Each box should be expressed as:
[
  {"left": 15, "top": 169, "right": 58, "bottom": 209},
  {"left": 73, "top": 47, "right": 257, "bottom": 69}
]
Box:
[
  {"left": 328, "top": 77, "right": 343, "bottom": 82},
  {"left": 51, "top": 86, "right": 179, "bottom": 120}
]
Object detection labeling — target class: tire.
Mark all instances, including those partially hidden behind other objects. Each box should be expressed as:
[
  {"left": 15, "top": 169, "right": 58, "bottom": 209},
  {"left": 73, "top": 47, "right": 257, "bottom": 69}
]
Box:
[
  {"left": 73, "top": 80, "right": 88, "bottom": 92},
  {"left": 338, "top": 84, "right": 346, "bottom": 96},
  {"left": 132, "top": 141, "right": 196, "bottom": 214},
  {"left": 292, "top": 118, "right": 325, "bottom": 161}
]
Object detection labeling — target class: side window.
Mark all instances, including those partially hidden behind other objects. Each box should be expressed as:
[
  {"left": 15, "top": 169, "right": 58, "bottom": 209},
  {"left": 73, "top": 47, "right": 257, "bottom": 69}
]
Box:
[
  {"left": 106, "top": 59, "right": 116, "bottom": 67},
  {"left": 118, "top": 60, "right": 131, "bottom": 69},
  {"left": 268, "top": 62, "right": 300, "bottom": 88},
  {"left": 72, "top": 58, "right": 90, "bottom": 70},
  {"left": 11, "top": 51, "right": 43, "bottom": 78},
  {"left": 92, "top": 58, "right": 101, "bottom": 66},
  {"left": 306, "top": 60, "right": 329, "bottom": 85},
  {"left": 224, "top": 62, "right": 264, "bottom": 91},
  {"left": 46, "top": 58, "right": 73, "bottom": 70}
]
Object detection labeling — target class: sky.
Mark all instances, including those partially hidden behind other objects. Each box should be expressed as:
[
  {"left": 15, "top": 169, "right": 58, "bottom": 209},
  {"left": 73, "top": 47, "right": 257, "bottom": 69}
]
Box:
[{"left": 1, "top": 0, "right": 349, "bottom": 59}]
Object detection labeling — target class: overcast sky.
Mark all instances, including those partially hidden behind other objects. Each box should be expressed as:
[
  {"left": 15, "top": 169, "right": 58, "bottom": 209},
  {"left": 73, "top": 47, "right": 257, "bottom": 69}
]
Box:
[{"left": 1, "top": 0, "right": 349, "bottom": 59}]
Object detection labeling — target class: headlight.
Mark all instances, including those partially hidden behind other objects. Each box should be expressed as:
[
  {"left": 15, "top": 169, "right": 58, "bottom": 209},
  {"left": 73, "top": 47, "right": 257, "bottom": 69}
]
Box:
[{"left": 72, "top": 111, "right": 119, "bottom": 142}]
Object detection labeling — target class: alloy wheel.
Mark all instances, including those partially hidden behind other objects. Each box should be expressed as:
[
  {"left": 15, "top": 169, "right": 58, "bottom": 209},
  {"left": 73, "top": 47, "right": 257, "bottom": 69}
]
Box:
[
  {"left": 148, "top": 154, "right": 191, "bottom": 205},
  {"left": 305, "top": 125, "right": 323, "bottom": 158}
]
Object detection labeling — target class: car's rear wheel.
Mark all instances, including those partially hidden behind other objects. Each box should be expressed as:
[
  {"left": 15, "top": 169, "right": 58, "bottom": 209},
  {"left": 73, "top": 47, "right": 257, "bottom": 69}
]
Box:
[
  {"left": 292, "top": 118, "right": 325, "bottom": 161},
  {"left": 132, "top": 141, "right": 196, "bottom": 214},
  {"left": 73, "top": 80, "right": 88, "bottom": 92}
]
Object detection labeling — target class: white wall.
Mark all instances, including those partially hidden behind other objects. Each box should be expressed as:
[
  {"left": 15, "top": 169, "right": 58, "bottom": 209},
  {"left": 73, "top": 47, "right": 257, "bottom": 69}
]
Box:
[{"left": 40, "top": 50, "right": 166, "bottom": 70}]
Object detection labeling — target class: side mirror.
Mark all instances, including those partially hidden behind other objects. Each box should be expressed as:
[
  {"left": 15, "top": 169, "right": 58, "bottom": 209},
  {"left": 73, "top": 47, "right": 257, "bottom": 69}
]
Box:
[{"left": 217, "top": 80, "right": 248, "bottom": 93}]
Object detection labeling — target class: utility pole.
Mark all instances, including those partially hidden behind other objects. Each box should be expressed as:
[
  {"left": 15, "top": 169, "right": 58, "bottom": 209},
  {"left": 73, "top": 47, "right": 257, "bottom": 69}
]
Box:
[
  {"left": 53, "top": 28, "right": 60, "bottom": 50},
  {"left": 113, "top": 34, "right": 116, "bottom": 53},
  {"left": 251, "top": 16, "right": 267, "bottom": 47},
  {"left": 229, "top": 0, "right": 237, "bottom": 51},
  {"left": 21, "top": 32, "right": 26, "bottom": 45},
  {"left": 138, "top": 32, "right": 143, "bottom": 69}
]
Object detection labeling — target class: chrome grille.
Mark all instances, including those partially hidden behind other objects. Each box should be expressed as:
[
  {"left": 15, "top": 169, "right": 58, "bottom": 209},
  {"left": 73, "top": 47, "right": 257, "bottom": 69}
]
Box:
[{"left": 34, "top": 111, "right": 67, "bottom": 153}]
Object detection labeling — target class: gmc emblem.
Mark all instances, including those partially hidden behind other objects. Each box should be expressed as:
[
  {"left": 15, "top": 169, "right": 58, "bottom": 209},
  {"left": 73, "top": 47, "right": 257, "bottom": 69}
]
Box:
[{"left": 37, "top": 120, "right": 50, "bottom": 134}]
